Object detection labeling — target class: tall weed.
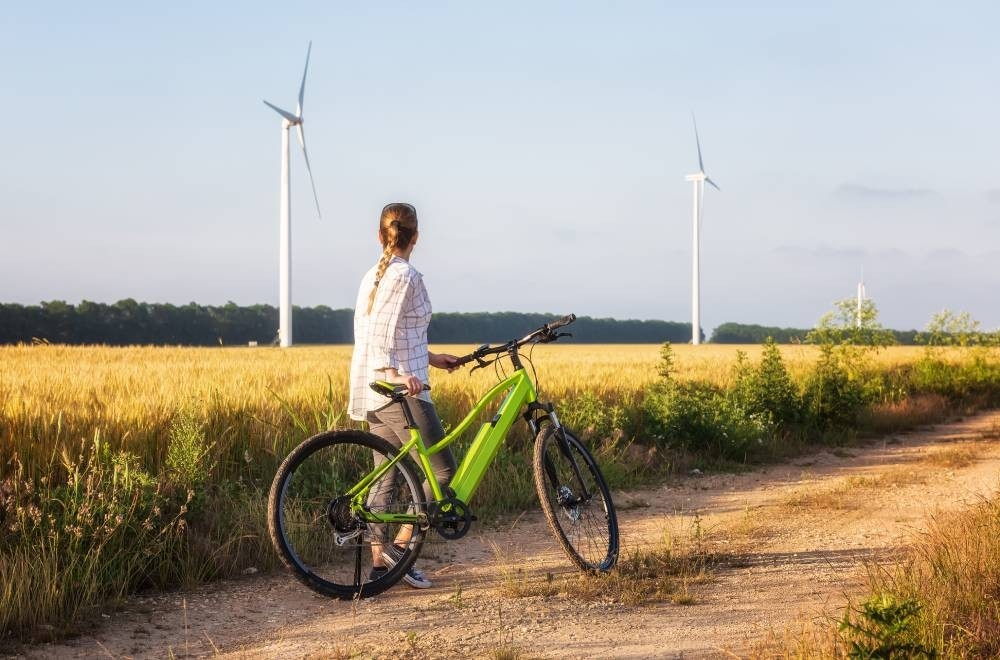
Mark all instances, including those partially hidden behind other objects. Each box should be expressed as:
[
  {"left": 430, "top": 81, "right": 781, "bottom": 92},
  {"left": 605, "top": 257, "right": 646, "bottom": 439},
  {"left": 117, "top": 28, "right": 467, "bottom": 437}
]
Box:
[{"left": 0, "top": 437, "right": 189, "bottom": 639}]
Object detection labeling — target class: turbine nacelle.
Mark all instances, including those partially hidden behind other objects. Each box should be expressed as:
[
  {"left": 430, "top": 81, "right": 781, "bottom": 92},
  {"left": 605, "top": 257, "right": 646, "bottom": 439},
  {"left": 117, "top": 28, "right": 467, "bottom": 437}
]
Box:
[{"left": 263, "top": 100, "right": 302, "bottom": 125}]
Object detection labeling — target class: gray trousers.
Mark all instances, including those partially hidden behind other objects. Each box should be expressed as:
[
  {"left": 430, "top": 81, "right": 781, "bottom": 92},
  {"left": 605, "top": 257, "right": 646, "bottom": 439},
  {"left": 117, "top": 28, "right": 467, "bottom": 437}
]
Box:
[{"left": 366, "top": 398, "right": 457, "bottom": 506}]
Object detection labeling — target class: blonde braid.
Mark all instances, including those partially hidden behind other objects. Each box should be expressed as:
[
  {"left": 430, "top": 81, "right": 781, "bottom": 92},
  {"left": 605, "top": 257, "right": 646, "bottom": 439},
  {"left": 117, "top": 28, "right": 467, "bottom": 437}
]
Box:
[
  {"left": 366, "top": 224, "right": 399, "bottom": 314},
  {"left": 365, "top": 204, "right": 418, "bottom": 314}
]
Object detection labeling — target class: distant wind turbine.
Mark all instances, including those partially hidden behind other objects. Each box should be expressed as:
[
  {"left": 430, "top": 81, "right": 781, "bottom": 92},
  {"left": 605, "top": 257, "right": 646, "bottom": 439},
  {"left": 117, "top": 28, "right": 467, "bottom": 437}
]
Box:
[
  {"left": 263, "top": 41, "right": 322, "bottom": 348},
  {"left": 856, "top": 269, "right": 867, "bottom": 328},
  {"left": 684, "top": 114, "right": 720, "bottom": 345}
]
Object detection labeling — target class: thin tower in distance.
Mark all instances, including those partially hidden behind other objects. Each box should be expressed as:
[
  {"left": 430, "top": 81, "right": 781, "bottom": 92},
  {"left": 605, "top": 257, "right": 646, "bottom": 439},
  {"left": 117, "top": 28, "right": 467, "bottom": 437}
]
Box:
[
  {"left": 262, "top": 41, "right": 322, "bottom": 348},
  {"left": 684, "top": 113, "right": 720, "bottom": 345}
]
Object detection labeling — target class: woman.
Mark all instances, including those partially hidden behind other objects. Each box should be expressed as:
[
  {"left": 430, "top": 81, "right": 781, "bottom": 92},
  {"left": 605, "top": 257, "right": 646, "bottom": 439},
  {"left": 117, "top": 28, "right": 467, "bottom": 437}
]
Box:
[{"left": 348, "top": 202, "right": 458, "bottom": 589}]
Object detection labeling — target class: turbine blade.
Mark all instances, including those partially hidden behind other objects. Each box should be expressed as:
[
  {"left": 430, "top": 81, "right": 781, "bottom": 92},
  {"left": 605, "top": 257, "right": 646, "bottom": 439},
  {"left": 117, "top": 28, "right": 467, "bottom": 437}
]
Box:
[
  {"left": 297, "top": 41, "right": 312, "bottom": 117},
  {"left": 297, "top": 124, "right": 322, "bottom": 219},
  {"left": 692, "top": 112, "right": 705, "bottom": 173},
  {"left": 706, "top": 176, "right": 721, "bottom": 192},
  {"left": 263, "top": 100, "right": 299, "bottom": 123}
]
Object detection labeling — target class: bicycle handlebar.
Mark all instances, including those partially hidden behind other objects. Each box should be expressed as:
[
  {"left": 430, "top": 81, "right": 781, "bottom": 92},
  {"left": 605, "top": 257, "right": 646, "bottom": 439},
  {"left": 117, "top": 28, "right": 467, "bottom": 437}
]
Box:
[
  {"left": 451, "top": 314, "right": 577, "bottom": 367},
  {"left": 544, "top": 313, "right": 576, "bottom": 332}
]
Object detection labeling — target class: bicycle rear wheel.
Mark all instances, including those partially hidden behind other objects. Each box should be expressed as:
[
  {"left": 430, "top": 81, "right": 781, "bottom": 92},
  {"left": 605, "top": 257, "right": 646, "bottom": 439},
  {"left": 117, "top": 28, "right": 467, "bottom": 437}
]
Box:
[
  {"left": 268, "top": 430, "right": 426, "bottom": 599},
  {"left": 533, "top": 425, "right": 619, "bottom": 572}
]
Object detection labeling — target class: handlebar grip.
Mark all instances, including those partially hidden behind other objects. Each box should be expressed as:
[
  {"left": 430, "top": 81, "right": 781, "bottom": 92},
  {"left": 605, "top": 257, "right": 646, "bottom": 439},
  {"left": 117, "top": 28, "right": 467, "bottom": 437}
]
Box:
[{"left": 545, "top": 313, "right": 577, "bottom": 331}]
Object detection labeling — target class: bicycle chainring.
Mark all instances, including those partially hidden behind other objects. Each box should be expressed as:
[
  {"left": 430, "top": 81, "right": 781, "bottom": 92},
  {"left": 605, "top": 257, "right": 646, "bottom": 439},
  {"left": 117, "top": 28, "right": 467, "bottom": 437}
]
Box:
[{"left": 429, "top": 497, "right": 473, "bottom": 540}]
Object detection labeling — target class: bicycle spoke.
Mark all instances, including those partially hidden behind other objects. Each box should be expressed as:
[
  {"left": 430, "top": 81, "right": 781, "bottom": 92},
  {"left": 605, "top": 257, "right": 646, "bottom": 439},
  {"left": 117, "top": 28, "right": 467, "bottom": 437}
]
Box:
[
  {"left": 268, "top": 430, "right": 427, "bottom": 599},
  {"left": 533, "top": 426, "right": 618, "bottom": 572}
]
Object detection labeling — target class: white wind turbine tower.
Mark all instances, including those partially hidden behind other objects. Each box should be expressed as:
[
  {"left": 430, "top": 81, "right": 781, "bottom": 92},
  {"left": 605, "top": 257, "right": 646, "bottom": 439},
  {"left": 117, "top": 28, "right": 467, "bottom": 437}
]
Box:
[
  {"left": 684, "top": 114, "right": 720, "bottom": 345},
  {"left": 856, "top": 268, "right": 867, "bottom": 328},
  {"left": 263, "top": 41, "right": 322, "bottom": 348}
]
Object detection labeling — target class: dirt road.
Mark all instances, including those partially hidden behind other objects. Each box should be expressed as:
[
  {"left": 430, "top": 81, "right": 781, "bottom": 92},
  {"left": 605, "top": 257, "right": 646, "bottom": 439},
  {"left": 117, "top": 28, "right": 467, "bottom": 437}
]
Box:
[{"left": 15, "top": 410, "right": 1000, "bottom": 659}]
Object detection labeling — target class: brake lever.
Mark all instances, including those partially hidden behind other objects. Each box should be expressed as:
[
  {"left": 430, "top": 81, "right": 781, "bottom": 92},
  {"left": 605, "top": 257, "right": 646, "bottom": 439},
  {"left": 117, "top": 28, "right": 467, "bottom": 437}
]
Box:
[
  {"left": 538, "top": 331, "right": 572, "bottom": 344},
  {"left": 468, "top": 356, "right": 495, "bottom": 374}
]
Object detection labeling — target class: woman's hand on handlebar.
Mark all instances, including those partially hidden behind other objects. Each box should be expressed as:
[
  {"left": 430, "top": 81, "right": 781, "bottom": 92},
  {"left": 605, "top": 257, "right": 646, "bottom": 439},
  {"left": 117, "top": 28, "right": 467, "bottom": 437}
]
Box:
[{"left": 430, "top": 352, "right": 462, "bottom": 373}]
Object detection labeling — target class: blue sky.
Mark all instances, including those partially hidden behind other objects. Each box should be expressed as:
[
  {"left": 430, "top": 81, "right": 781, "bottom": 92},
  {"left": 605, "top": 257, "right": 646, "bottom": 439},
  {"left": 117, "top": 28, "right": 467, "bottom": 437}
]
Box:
[{"left": 2, "top": 1, "right": 998, "bottom": 334}]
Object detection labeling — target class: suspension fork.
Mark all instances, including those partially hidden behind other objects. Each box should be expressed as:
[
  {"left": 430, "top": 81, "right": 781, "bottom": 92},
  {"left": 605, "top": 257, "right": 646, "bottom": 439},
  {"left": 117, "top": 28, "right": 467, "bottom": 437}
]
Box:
[{"left": 523, "top": 401, "right": 592, "bottom": 502}]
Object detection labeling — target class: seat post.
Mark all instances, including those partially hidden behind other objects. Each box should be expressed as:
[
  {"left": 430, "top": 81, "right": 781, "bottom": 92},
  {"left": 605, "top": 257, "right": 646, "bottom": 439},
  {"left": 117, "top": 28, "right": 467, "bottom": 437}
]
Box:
[
  {"left": 397, "top": 395, "right": 419, "bottom": 430},
  {"left": 370, "top": 381, "right": 422, "bottom": 430}
]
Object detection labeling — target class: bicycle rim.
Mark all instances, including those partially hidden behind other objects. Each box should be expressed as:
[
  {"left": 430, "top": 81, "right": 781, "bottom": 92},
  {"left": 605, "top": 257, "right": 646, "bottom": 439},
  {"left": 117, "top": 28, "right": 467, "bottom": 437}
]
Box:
[
  {"left": 533, "top": 426, "right": 619, "bottom": 572},
  {"left": 268, "top": 430, "right": 425, "bottom": 599}
]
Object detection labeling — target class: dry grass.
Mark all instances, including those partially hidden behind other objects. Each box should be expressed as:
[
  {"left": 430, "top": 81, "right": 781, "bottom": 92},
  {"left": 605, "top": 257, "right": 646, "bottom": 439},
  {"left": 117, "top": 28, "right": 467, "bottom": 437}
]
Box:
[
  {"left": 876, "top": 496, "right": 1000, "bottom": 655},
  {"left": 782, "top": 469, "right": 931, "bottom": 512},
  {"left": 491, "top": 520, "right": 716, "bottom": 607},
  {"left": 859, "top": 392, "right": 951, "bottom": 434},
  {"left": 748, "top": 616, "right": 844, "bottom": 659},
  {"left": 923, "top": 444, "right": 982, "bottom": 469}
]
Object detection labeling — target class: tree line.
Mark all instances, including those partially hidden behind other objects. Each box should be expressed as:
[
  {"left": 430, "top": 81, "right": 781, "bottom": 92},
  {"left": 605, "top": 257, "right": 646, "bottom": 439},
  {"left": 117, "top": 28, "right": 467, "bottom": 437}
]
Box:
[
  {"left": 0, "top": 300, "right": 694, "bottom": 346},
  {"left": 10, "top": 300, "right": 985, "bottom": 347},
  {"left": 709, "top": 322, "right": 920, "bottom": 345}
]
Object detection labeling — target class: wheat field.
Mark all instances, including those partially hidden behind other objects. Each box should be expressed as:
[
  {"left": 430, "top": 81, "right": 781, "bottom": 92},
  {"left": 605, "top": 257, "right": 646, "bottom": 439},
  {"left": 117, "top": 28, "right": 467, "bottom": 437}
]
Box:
[{"left": 1, "top": 342, "right": 933, "bottom": 477}]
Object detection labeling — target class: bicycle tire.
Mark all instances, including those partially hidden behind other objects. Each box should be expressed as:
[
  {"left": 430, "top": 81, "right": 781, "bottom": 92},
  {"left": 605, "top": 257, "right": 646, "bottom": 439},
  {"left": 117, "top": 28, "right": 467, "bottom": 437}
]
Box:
[
  {"left": 268, "top": 429, "right": 426, "bottom": 599},
  {"left": 533, "top": 425, "right": 619, "bottom": 572}
]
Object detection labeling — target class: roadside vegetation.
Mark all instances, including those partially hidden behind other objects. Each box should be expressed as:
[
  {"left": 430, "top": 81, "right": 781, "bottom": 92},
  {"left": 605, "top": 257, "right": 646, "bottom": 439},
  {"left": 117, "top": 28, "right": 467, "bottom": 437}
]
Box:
[
  {"left": 3, "top": 303, "right": 1000, "bottom": 650},
  {"left": 749, "top": 484, "right": 1000, "bottom": 659}
]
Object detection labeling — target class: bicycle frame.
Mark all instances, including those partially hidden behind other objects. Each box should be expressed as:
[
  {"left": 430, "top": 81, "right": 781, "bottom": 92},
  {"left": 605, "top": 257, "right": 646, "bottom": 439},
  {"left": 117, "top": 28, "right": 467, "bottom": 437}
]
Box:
[{"left": 345, "top": 367, "right": 544, "bottom": 524}]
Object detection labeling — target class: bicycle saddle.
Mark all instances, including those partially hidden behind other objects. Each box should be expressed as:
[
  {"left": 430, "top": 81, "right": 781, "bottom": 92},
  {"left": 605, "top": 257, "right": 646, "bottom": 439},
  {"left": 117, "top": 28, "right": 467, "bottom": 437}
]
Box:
[{"left": 369, "top": 380, "right": 407, "bottom": 399}]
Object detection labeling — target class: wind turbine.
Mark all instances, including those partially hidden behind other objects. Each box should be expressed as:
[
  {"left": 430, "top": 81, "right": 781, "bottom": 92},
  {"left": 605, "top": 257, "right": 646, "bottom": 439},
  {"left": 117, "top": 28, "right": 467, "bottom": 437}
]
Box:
[
  {"left": 263, "top": 41, "right": 322, "bottom": 348},
  {"left": 856, "top": 268, "right": 867, "bottom": 328},
  {"left": 684, "top": 114, "right": 720, "bottom": 345}
]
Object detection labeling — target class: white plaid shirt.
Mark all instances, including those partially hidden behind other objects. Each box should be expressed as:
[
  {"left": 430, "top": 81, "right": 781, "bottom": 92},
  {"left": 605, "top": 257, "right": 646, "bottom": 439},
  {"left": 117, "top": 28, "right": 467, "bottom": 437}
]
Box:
[{"left": 348, "top": 256, "right": 432, "bottom": 420}]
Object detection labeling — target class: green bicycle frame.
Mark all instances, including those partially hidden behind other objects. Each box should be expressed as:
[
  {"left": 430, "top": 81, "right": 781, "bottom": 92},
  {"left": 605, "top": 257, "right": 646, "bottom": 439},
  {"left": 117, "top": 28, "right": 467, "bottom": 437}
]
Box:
[{"left": 345, "top": 368, "right": 538, "bottom": 523}]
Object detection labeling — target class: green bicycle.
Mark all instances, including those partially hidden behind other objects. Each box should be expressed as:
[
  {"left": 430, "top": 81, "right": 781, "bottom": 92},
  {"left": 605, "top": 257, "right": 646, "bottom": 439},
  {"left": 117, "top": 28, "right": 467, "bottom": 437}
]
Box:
[{"left": 267, "top": 314, "right": 619, "bottom": 599}]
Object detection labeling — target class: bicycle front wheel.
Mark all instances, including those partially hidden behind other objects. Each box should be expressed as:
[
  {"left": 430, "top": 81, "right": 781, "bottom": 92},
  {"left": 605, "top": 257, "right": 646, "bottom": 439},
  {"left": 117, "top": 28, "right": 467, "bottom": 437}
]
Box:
[
  {"left": 533, "top": 425, "right": 619, "bottom": 572},
  {"left": 268, "top": 430, "right": 426, "bottom": 599}
]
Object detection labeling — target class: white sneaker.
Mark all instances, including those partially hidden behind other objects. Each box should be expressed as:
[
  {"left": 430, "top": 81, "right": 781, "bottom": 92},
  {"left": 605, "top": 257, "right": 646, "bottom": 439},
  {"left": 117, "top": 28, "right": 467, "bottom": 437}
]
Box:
[{"left": 381, "top": 545, "right": 432, "bottom": 589}]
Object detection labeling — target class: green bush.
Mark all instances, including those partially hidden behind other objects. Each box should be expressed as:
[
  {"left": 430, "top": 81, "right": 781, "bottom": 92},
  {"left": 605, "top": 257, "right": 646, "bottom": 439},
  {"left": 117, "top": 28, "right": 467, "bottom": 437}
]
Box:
[
  {"left": 912, "top": 349, "right": 1000, "bottom": 405},
  {"left": 642, "top": 380, "right": 773, "bottom": 461},
  {"left": 640, "top": 341, "right": 781, "bottom": 462},
  {"left": 730, "top": 338, "right": 800, "bottom": 427},
  {"left": 839, "top": 594, "right": 937, "bottom": 659},
  {"left": 802, "top": 345, "right": 866, "bottom": 432},
  {"left": 561, "top": 391, "right": 634, "bottom": 443}
]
